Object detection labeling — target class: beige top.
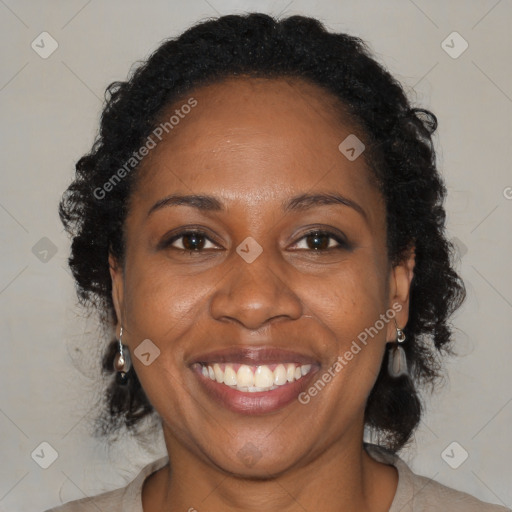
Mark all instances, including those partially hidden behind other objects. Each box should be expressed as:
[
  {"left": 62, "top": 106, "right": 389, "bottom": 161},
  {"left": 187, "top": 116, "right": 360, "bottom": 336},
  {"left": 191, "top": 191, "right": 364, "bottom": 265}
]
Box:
[{"left": 44, "top": 444, "right": 510, "bottom": 511}]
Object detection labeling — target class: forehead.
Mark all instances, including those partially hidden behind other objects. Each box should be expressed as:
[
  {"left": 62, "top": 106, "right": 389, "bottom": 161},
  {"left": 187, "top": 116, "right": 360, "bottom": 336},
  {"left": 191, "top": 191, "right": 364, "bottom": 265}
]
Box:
[
  {"left": 152, "top": 76, "right": 358, "bottom": 158},
  {"left": 132, "top": 76, "right": 381, "bottom": 219}
]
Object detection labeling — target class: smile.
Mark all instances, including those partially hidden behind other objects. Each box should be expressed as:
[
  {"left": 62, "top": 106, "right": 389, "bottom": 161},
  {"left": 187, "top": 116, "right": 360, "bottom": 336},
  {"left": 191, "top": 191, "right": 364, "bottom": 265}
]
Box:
[
  {"left": 194, "top": 362, "right": 313, "bottom": 392},
  {"left": 189, "top": 347, "right": 320, "bottom": 415}
]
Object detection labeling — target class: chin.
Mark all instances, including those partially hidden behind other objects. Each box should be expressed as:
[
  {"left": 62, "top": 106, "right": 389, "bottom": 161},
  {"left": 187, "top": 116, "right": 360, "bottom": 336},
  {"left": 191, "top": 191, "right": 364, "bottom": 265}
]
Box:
[{"left": 208, "top": 444, "right": 305, "bottom": 479}]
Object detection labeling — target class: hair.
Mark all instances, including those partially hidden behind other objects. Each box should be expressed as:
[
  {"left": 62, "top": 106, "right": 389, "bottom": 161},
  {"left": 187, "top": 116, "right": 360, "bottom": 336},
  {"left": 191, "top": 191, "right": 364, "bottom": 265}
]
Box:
[{"left": 59, "top": 12, "right": 466, "bottom": 452}]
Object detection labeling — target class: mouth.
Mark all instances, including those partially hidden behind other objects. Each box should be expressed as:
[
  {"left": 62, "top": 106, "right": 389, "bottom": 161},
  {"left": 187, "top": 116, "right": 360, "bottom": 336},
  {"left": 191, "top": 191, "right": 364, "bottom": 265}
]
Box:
[{"left": 189, "top": 347, "right": 320, "bottom": 415}]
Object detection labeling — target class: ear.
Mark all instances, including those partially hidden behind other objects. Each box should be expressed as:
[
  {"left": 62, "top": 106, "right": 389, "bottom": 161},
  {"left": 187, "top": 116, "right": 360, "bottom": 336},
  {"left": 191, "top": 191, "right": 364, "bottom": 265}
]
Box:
[
  {"left": 386, "top": 246, "right": 415, "bottom": 342},
  {"left": 109, "top": 252, "right": 125, "bottom": 335}
]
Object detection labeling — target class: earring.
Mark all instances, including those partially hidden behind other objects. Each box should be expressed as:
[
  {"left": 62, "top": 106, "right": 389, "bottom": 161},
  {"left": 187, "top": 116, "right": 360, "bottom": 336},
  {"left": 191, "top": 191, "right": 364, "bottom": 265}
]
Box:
[
  {"left": 113, "top": 326, "right": 131, "bottom": 385},
  {"left": 387, "top": 318, "right": 408, "bottom": 378}
]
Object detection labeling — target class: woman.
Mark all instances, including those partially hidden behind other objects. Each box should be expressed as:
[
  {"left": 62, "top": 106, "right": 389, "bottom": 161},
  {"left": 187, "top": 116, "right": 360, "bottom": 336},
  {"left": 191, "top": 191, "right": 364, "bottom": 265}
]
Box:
[{"left": 46, "top": 12, "right": 509, "bottom": 512}]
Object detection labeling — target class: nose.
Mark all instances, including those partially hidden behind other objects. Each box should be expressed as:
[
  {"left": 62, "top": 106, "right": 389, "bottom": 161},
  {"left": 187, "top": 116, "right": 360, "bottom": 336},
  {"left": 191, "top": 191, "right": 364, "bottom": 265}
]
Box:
[{"left": 209, "top": 249, "right": 303, "bottom": 330}]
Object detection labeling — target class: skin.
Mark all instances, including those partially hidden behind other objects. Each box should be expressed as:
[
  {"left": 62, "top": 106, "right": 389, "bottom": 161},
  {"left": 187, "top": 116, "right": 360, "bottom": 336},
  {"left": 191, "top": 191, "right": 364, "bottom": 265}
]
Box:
[{"left": 109, "top": 76, "right": 415, "bottom": 512}]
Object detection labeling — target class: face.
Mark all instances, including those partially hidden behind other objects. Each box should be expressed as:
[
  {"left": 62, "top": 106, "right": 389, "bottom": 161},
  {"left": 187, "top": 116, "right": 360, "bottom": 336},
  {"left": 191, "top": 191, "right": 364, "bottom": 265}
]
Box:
[{"left": 110, "top": 77, "right": 414, "bottom": 476}]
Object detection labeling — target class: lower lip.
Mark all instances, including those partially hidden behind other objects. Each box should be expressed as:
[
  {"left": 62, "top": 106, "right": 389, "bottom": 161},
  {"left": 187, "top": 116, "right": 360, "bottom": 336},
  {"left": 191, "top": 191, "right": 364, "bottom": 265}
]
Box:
[{"left": 192, "top": 365, "right": 319, "bottom": 415}]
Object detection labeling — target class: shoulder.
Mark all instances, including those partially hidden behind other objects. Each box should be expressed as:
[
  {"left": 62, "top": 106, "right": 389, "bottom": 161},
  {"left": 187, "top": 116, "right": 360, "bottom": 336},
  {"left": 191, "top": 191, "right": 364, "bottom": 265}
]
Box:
[
  {"left": 364, "top": 443, "right": 510, "bottom": 512},
  {"left": 404, "top": 469, "right": 510, "bottom": 511},
  {"left": 42, "top": 455, "right": 169, "bottom": 512},
  {"left": 43, "top": 487, "right": 126, "bottom": 512}
]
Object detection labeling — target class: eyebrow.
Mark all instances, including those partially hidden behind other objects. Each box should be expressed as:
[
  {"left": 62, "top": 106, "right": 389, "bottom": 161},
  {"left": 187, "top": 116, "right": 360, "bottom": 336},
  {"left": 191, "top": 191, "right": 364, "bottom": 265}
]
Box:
[{"left": 147, "top": 192, "right": 368, "bottom": 221}]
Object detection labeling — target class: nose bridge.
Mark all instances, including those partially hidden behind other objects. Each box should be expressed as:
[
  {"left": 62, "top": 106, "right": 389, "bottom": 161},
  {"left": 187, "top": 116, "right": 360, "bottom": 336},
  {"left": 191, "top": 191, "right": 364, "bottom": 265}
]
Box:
[{"left": 209, "top": 245, "right": 302, "bottom": 329}]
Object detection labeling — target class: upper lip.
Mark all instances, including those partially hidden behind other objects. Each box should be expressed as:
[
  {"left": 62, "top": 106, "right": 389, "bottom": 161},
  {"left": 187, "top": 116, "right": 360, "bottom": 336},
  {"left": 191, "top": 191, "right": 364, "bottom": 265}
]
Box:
[{"left": 189, "top": 346, "right": 320, "bottom": 366}]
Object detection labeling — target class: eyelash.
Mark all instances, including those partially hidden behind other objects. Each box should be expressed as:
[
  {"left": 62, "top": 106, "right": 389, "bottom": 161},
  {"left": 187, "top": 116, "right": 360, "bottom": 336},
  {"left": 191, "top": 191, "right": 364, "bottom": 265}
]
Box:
[{"left": 160, "top": 228, "right": 350, "bottom": 254}]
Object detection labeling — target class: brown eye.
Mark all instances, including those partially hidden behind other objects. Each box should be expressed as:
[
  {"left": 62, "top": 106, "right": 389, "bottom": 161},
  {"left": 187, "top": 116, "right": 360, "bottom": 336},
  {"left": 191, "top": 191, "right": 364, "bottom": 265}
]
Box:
[
  {"left": 181, "top": 232, "right": 206, "bottom": 251},
  {"left": 305, "top": 232, "right": 330, "bottom": 250},
  {"left": 292, "top": 230, "right": 349, "bottom": 252},
  {"left": 160, "top": 230, "right": 218, "bottom": 252}
]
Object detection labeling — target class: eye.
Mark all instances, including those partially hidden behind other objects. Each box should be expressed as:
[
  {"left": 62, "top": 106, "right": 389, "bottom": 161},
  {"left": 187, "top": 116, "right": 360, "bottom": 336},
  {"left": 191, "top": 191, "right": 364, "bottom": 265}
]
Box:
[
  {"left": 159, "top": 228, "right": 349, "bottom": 254},
  {"left": 291, "top": 230, "right": 349, "bottom": 252},
  {"left": 160, "top": 230, "right": 220, "bottom": 253}
]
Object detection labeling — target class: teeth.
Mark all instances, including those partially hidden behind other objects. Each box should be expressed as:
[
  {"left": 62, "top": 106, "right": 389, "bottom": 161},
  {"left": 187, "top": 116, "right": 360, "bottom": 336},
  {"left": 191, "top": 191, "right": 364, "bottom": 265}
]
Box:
[
  {"left": 237, "top": 364, "right": 254, "bottom": 387},
  {"left": 223, "top": 364, "right": 237, "bottom": 386},
  {"left": 286, "top": 363, "right": 295, "bottom": 382},
  {"left": 213, "top": 363, "right": 224, "bottom": 383},
  {"left": 274, "top": 364, "right": 287, "bottom": 385},
  {"left": 201, "top": 362, "right": 313, "bottom": 392},
  {"left": 301, "top": 364, "right": 311, "bottom": 376},
  {"left": 254, "top": 365, "right": 274, "bottom": 388}
]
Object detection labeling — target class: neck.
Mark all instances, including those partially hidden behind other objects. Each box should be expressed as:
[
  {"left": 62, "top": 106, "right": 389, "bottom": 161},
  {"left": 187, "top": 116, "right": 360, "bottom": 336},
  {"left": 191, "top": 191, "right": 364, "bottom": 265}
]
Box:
[{"left": 144, "top": 424, "right": 398, "bottom": 512}]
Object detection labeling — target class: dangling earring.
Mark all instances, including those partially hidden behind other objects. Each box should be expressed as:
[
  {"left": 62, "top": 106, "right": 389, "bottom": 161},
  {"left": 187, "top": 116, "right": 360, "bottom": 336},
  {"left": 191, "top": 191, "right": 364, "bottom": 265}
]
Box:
[
  {"left": 113, "top": 326, "right": 131, "bottom": 385},
  {"left": 387, "top": 318, "right": 408, "bottom": 378}
]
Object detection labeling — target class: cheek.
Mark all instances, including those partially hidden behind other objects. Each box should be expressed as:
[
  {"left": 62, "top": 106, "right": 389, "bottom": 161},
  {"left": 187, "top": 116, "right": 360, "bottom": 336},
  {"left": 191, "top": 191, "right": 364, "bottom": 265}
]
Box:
[
  {"left": 123, "top": 256, "right": 204, "bottom": 336},
  {"left": 121, "top": 258, "right": 203, "bottom": 424},
  {"left": 303, "top": 258, "right": 389, "bottom": 403},
  {"left": 120, "top": 255, "right": 209, "bottom": 401},
  {"left": 304, "top": 256, "right": 388, "bottom": 339}
]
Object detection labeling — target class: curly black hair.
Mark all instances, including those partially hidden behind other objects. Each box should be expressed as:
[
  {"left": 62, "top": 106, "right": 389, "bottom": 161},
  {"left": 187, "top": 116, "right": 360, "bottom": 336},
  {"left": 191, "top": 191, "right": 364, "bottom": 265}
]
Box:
[{"left": 59, "top": 12, "right": 466, "bottom": 452}]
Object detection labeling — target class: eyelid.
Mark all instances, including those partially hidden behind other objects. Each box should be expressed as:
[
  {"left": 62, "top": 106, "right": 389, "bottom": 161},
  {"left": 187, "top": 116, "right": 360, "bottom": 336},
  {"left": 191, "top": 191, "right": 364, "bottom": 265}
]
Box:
[
  {"left": 158, "top": 226, "right": 350, "bottom": 253},
  {"left": 157, "top": 227, "right": 223, "bottom": 251},
  {"left": 288, "top": 228, "right": 349, "bottom": 251}
]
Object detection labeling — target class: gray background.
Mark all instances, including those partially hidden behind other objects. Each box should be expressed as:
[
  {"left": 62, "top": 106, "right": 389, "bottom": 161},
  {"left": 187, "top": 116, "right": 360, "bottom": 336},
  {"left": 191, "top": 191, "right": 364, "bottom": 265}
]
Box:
[{"left": 0, "top": 0, "right": 511, "bottom": 510}]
